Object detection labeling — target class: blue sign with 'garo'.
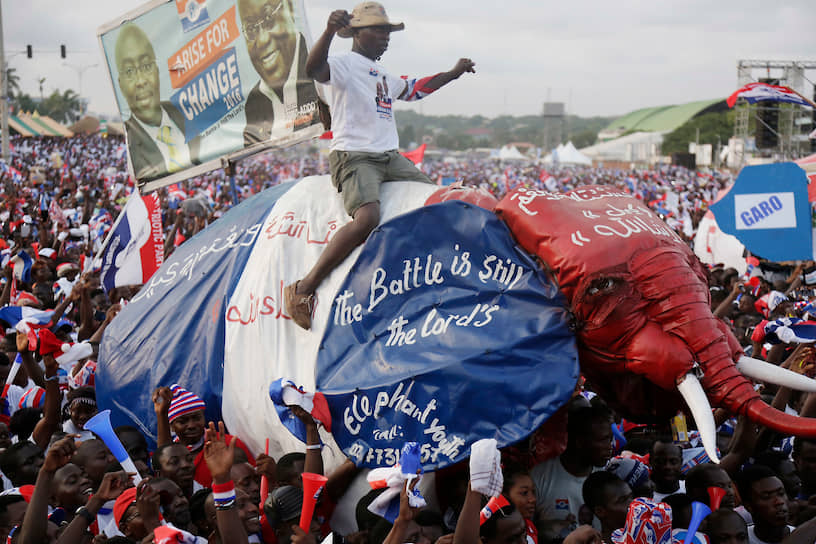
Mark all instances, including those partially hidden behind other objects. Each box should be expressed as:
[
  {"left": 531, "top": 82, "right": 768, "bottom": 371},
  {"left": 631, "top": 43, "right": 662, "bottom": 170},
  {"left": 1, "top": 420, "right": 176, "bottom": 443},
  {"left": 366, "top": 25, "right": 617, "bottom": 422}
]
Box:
[
  {"left": 735, "top": 192, "right": 795, "bottom": 230},
  {"left": 710, "top": 162, "right": 812, "bottom": 261},
  {"left": 170, "top": 47, "right": 244, "bottom": 141}
]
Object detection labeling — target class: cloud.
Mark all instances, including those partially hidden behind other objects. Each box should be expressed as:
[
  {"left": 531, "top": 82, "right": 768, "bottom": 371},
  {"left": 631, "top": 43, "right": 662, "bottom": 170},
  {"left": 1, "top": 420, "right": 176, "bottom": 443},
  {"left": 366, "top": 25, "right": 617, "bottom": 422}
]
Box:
[{"left": 5, "top": 0, "right": 813, "bottom": 119}]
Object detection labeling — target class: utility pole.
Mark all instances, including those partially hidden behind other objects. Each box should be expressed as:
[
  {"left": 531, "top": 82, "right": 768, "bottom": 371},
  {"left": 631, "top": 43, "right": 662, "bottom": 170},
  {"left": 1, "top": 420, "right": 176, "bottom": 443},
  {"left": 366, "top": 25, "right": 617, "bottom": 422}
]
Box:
[
  {"left": 63, "top": 62, "right": 98, "bottom": 115},
  {"left": 0, "top": 0, "right": 9, "bottom": 162}
]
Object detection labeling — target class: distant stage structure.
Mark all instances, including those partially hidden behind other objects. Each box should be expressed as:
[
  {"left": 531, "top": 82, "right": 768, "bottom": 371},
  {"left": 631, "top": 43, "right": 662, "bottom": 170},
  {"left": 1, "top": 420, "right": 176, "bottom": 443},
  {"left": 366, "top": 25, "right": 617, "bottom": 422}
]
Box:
[{"left": 732, "top": 59, "right": 816, "bottom": 167}]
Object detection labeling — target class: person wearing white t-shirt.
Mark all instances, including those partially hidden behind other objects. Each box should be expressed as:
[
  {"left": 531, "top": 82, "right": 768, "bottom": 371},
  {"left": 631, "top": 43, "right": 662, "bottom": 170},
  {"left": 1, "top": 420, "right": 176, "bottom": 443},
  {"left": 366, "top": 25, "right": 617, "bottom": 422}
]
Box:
[
  {"left": 737, "top": 465, "right": 793, "bottom": 544},
  {"left": 531, "top": 403, "right": 612, "bottom": 542},
  {"left": 650, "top": 440, "right": 686, "bottom": 501},
  {"left": 284, "top": 1, "right": 475, "bottom": 330}
]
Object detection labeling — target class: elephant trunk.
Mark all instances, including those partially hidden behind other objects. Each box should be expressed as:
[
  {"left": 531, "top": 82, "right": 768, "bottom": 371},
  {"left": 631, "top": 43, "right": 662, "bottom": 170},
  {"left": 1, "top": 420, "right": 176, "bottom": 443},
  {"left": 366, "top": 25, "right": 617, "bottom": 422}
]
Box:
[{"left": 631, "top": 245, "right": 816, "bottom": 460}]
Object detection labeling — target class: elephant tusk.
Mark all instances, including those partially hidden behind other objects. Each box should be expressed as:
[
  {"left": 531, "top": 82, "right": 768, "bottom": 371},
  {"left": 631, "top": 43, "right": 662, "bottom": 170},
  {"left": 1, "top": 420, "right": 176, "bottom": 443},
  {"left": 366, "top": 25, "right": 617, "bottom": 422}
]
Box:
[
  {"left": 736, "top": 356, "right": 816, "bottom": 392},
  {"left": 677, "top": 373, "right": 720, "bottom": 464}
]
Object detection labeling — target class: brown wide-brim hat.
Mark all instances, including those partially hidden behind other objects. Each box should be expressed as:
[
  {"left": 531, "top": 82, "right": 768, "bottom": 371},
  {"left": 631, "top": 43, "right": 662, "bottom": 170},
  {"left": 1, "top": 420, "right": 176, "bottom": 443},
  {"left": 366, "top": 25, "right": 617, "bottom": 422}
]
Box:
[{"left": 337, "top": 1, "right": 405, "bottom": 38}]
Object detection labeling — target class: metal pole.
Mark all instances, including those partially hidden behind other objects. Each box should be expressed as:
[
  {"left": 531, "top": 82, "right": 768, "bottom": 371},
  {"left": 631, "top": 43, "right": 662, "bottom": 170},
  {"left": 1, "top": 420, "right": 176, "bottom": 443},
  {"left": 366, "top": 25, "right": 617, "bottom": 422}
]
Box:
[
  {"left": 64, "top": 63, "right": 99, "bottom": 116},
  {"left": 0, "top": 0, "right": 9, "bottom": 162},
  {"left": 229, "top": 172, "right": 239, "bottom": 205},
  {"left": 221, "top": 157, "right": 240, "bottom": 205}
]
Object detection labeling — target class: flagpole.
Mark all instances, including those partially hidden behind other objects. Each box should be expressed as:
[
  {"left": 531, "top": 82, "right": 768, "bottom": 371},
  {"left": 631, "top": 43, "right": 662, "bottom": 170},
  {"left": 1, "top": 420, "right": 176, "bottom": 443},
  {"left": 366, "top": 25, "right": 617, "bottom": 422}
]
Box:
[
  {"left": 222, "top": 158, "right": 240, "bottom": 205},
  {"left": 791, "top": 88, "right": 816, "bottom": 109},
  {"left": 93, "top": 189, "right": 138, "bottom": 268}
]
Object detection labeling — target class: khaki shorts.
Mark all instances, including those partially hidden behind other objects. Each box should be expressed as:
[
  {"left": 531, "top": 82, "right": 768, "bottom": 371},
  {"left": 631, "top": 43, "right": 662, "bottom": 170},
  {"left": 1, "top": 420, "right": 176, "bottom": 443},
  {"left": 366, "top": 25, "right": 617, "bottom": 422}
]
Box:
[{"left": 329, "top": 149, "right": 433, "bottom": 216}]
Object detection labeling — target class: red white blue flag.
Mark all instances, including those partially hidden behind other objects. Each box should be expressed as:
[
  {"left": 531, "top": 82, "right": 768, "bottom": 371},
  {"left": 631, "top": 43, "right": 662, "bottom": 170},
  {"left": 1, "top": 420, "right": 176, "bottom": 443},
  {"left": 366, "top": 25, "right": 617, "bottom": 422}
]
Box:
[
  {"left": 763, "top": 317, "right": 816, "bottom": 345},
  {"left": 727, "top": 82, "right": 813, "bottom": 108},
  {"left": 97, "top": 190, "right": 164, "bottom": 292}
]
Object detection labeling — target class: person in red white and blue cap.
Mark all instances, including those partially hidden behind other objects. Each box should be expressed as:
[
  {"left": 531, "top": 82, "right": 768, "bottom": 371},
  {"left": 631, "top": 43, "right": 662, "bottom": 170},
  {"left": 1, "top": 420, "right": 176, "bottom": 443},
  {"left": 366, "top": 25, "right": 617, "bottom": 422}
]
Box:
[{"left": 153, "top": 384, "right": 255, "bottom": 488}]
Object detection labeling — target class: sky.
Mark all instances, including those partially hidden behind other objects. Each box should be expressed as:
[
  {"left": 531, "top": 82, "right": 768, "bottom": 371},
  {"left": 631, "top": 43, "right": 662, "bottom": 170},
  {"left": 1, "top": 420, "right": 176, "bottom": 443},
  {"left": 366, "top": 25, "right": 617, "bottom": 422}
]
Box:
[{"left": 3, "top": 0, "right": 815, "bottom": 120}]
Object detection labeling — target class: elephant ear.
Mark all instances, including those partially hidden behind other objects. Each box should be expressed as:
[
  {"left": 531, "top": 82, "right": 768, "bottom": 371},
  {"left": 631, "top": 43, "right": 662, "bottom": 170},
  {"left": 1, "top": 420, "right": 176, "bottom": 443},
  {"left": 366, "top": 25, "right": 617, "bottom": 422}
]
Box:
[
  {"left": 317, "top": 201, "right": 580, "bottom": 471},
  {"left": 495, "top": 185, "right": 685, "bottom": 303}
]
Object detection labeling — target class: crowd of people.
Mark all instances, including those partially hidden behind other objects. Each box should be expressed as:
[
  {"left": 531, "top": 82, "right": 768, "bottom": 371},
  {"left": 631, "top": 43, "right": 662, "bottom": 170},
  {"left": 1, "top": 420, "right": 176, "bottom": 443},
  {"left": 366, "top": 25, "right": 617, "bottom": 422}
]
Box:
[{"left": 0, "top": 131, "right": 813, "bottom": 544}]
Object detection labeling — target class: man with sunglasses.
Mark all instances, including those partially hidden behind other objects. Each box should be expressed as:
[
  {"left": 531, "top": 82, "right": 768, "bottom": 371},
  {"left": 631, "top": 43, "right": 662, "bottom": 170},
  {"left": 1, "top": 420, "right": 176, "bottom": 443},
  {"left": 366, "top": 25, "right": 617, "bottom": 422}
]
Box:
[
  {"left": 114, "top": 24, "right": 200, "bottom": 181},
  {"left": 238, "top": 0, "right": 321, "bottom": 147}
]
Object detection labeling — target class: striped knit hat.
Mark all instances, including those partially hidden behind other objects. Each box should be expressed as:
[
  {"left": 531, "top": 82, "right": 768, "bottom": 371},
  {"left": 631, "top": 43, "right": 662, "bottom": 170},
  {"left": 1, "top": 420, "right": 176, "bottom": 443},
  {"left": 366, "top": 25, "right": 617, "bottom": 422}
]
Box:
[
  {"left": 18, "top": 387, "right": 46, "bottom": 410},
  {"left": 167, "top": 383, "right": 206, "bottom": 423}
]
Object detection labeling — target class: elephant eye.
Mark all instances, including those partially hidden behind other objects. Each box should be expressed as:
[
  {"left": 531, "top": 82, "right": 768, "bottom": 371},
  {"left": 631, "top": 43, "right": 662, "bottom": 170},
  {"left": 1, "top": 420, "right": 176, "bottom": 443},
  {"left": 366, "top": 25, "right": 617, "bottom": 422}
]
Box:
[{"left": 587, "top": 278, "right": 617, "bottom": 296}]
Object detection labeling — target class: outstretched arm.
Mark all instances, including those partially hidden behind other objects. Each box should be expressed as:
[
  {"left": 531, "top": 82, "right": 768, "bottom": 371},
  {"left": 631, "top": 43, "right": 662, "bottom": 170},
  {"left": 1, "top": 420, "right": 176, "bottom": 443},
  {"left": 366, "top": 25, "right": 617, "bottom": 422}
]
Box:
[
  {"left": 306, "top": 10, "right": 351, "bottom": 83},
  {"left": 205, "top": 421, "right": 249, "bottom": 544},
  {"left": 152, "top": 386, "right": 173, "bottom": 447},
  {"left": 20, "top": 436, "right": 77, "bottom": 544},
  {"left": 31, "top": 355, "right": 61, "bottom": 450},
  {"left": 453, "top": 485, "right": 482, "bottom": 544},
  {"left": 291, "top": 406, "right": 324, "bottom": 476},
  {"left": 383, "top": 479, "right": 421, "bottom": 544},
  {"left": 399, "top": 58, "right": 476, "bottom": 101}
]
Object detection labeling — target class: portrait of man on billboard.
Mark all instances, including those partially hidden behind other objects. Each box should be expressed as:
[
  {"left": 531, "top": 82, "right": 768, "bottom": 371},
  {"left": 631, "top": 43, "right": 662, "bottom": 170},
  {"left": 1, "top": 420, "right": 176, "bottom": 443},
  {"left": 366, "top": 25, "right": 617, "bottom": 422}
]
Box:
[
  {"left": 115, "top": 24, "right": 200, "bottom": 181},
  {"left": 238, "top": 0, "right": 321, "bottom": 147}
]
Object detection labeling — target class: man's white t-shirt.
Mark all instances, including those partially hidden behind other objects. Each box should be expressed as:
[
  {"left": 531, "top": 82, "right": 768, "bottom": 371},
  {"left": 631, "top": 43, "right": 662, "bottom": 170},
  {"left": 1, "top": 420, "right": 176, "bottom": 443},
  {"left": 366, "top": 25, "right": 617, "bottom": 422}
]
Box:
[
  {"left": 531, "top": 456, "right": 601, "bottom": 537},
  {"left": 327, "top": 51, "right": 407, "bottom": 153},
  {"left": 747, "top": 524, "right": 794, "bottom": 544},
  {"left": 653, "top": 480, "right": 686, "bottom": 502}
]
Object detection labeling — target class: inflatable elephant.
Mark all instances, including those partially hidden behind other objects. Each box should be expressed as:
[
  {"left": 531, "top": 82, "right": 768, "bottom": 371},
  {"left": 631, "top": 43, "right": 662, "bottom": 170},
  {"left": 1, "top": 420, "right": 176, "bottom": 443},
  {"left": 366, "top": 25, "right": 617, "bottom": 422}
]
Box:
[{"left": 99, "top": 177, "right": 816, "bottom": 472}]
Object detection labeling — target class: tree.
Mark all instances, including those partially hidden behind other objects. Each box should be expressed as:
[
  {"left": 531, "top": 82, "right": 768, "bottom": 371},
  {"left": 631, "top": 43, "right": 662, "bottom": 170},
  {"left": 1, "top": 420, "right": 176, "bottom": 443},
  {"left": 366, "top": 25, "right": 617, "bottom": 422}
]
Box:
[
  {"left": 4, "top": 67, "right": 20, "bottom": 99},
  {"left": 399, "top": 124, "right": 416, "bottom": 147},
  {"left": 661, "top": 110, "right": 735, "bottom": 156},
  {"left": 13, "top": 92, "right": 38, "bottom": 115},
  {"left": 571, "top": 129, "right": 597, "bottom": 149},
  {"left": 40, "top": 89, "right": 82, "bottom": 124}
]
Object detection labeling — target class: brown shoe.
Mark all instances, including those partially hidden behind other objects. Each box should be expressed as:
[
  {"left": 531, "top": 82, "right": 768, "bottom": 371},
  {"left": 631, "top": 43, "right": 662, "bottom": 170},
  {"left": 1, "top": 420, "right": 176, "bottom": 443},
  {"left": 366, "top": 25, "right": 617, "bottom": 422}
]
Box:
[{"left": 284, "top": 282, "right": 315, "bottom": 330}]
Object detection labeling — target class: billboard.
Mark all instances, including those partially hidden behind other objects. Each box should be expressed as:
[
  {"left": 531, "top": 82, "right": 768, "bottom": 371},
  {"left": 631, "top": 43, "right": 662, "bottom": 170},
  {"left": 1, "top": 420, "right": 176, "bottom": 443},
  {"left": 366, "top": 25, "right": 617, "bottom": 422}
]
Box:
[{"left": 98, "top": 0, "right": 324, "bottom": 191}]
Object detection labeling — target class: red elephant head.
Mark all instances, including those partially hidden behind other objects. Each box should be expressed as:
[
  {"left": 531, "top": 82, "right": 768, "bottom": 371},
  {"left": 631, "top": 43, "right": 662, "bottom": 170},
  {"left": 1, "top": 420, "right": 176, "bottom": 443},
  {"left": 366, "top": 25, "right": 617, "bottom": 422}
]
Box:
[{"left": 496, "top": 185, "right": 816, "bottom": 460}]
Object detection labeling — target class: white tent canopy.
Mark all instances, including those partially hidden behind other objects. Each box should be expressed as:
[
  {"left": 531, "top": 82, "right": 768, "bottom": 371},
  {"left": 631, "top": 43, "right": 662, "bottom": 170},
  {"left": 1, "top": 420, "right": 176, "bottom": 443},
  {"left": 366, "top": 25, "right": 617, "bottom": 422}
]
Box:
[
  {"left": 558, "top": 141, "right": 592, "bottom": 165},
  {"left": 498, "top": 145, "right": 527, "bottom": 161},
  {"left": 542, "top": 141, "right": 592, "bottom": 165},
  {"left": 580, "top": 131, "right": 664, "bottom": 163}
]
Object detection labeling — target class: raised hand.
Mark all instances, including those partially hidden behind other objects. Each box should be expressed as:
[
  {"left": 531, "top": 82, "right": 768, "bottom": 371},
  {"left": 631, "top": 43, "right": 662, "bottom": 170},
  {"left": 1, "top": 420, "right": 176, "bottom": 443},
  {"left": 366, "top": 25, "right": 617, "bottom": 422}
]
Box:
[
  {"left": 451, "top": 58, "right": 476, "bottom": 78},
  {"left": 15, "top": 331, "right": 29, "bottom": 352},
  {"left": 42, "top": 353, "right": 59, "bottom": 374},
  {"left": 152, "top": 386, "right": 172, "bottom": 416},
  {"left": 781, "top": 344, "right": 815, "bottom": 371},
  {"left": 105, "top": 303, "right": 122, "bottom": 322},
  {"left": 43, "top": 435, "right": 78, "bottom": 473},
  {"left": 204, "top": 421, "right": 235, "bottom": 484},
  {"left": 327, "top": 10, "right": 351, "bottom": 34},
  {"left": 94, "top": 471, "right": 132, "bottom": 502},
  {"left": 255, "top": 453, "right": 277, "bottom": 482},
  {"left": 290, "top": 405, "right": 317, "bottom": 428},
  {"left": 397, "top": 475, "right": 422, "bottom": 523},
  {"left": 135, "top": 479, "right": 161, "bottom": 531}
]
